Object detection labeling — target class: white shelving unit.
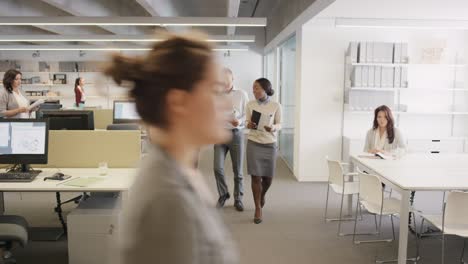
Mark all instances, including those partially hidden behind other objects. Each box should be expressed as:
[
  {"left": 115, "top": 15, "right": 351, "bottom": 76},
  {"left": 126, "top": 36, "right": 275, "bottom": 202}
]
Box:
[
  {"left": 342, "top": 41, "right": 468, "bottom": 161},
  {"left": 7, "top": 73, "right": 125, "bottom": 109}
]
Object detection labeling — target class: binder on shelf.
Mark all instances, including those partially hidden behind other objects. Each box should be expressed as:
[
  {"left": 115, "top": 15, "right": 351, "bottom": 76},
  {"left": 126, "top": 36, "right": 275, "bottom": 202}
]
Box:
[
  {"left": 380, "top": 67, "right": 387, "bottom": 87},
  {"left": 388, "top": 67, "right": 396, "bottom": 87},
  {"left": 401, "top": 43, "right": 408, "bottom": 63},
  {"left": 394, "top": 67, "right": 401, "bottom": 88},
  {"left": 393, "top": 43, "right": 401, "bottom": 63},
  {"left": 374, "top": 66, "right": 382, "bottom": 87},
  {"left": 366, "top": 42, "right": 374, "bottom": 63},
  {"left": 362, "top": 66, "right": 369, "bottom": 87},
  {"left": 381, "top": 67, "right": 393, "bottom": 87},
  {"left": 401, "top": 67, "right": 408, "bottom": 88},
  {"left": 347, "top": 42, "right": 359, "bottom": 63},
  {"left": 359, "top": 42, "right": 367, "bottom": 63},
  {"left": 368, "top": 66, "right": 375, "bottom": 87},
  {"left": 352, "top": 66, "right": 362, "bottom": 87},
  {"left": 384, "top": 43, "right": 394, "bottom": 63},
  {"left": 375, "top": 42, "right": 384, "bottom": 63}
]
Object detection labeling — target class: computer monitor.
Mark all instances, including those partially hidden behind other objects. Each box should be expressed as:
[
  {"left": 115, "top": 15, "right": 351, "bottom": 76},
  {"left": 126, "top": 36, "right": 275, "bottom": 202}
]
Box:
[
  {"left": 39, "top": 103, "right": 62, "bottom": 110},
  {"left": 0, "top": 119, "right": 49, "bottom": 171},
  {"left": 40, "top": 110, "right": 94, "bottom": 130},
  {"left": 113, "top": 100, "right": 140, "bottom": 124}
]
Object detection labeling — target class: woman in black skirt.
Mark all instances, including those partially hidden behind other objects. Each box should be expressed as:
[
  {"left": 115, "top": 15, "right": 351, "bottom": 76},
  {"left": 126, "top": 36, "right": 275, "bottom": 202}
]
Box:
[{"left": 246, "top": 78, "right": 282, "bottom": 224}]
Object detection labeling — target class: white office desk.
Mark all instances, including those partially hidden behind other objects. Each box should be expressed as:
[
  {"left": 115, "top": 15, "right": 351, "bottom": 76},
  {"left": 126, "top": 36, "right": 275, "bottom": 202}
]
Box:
[
  {"left": 351, "top": 153, "right": 468, "bottom": 264},
  {"left": 0, "top": 168, "right": 137, "bottom": 192}
]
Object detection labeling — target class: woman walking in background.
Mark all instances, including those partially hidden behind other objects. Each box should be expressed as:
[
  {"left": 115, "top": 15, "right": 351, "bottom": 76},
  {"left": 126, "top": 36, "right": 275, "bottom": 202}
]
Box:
[
  {"left": 74, "top": 77, "right": 86, "bottom": 108},
  {"left": 105, "top": 32, "right": 238, "bottom": 264},
  {"left": 246, "top": 78, "right": 282, "bottom": 224}
]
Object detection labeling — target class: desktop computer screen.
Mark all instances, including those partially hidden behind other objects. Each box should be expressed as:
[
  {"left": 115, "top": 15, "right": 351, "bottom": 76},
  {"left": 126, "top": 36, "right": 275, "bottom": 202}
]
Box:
[
  {"left": 40, "top": 110, "right": 94, "bottom": 130},
  {"left": 113, "top": 101, "right": 140, "bottom": 124},
  {"left": 0, "top": 119, "right": 49, "bottom": 166}
]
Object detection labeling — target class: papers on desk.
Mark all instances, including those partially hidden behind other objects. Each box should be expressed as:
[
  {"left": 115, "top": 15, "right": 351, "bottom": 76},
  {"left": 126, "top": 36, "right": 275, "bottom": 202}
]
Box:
[
  {"left": 28, "top": 99, "right": 45, "bottom": 110},
  {"left": 359, "top": 152, "right": 393, "bottom": 160},
  {"left": 62, "top": 177, "right": 104, "bottom": 187}
]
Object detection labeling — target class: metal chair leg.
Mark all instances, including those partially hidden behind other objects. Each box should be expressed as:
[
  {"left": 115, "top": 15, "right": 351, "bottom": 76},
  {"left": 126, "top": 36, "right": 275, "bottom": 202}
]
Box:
[
  {"left": 374, "top": 212, "right": 420, "bottom": 264},
  {"left": 324, "top": 185, "right": 330, "bottom": 222},
  {"left": 337, "top": 192, "right": 345, "bottom": 236},
  {"left": 390, "top": 215, "right": 396, "bottom": 241},
  {"left": 354, "top": 213, "right": 392, "bottom": 244},
  {"left": 353, "top": 196, "right": 360, "bottom": 244},
  {"left": 413, "top": 212, "right": 421, "bottom": 263},
  {"left": 442, "top": 232, "right": 445, "bottom": 264},
  {"left": 461, "top": 239, "right": 466, "bottom": 264},
  {"left": 374, "top": 215, "right": 379, "bottom": 233},
  {"left": 324, "top": 186, "right": 355, "bottom": 222}
]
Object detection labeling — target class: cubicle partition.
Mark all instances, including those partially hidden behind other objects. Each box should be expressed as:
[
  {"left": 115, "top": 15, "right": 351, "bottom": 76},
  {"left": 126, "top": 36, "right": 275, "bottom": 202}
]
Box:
[
  {"left": 92, "top": 109, "right": 113, "bottom": 130},
  {"left": 39, "top": 130, "right": 141, "bottom": 168}
]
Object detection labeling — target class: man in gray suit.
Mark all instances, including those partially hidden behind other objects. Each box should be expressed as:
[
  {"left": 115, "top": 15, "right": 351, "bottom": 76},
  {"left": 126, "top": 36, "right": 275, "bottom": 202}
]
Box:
[{"left": 214, "top": 68, "right": 248, "bottom": 211}]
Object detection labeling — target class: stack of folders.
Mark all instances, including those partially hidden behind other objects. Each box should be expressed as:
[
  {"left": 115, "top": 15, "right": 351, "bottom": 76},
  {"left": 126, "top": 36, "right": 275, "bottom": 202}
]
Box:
[
  {"left": 351, "top": 66, "right": 407, "bottom": 88},
  {"left": 346, "top": 42, "right": 408, "bottom": 64},
  {"left": 348, "top": 42, "right": 409, "bottom": 89}
]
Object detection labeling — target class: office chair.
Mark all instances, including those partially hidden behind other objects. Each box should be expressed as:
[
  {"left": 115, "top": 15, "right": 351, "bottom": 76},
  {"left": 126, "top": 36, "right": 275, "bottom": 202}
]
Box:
[
  {"left": 353, "top": 172, "right": 419, "bottom": 263},
  {"left": 418, "top": 191, "right": 468, "bottom": 264},
  {"left": 324, "top": 157, "right": 360, "bottom": 236},
  {"left": 0, "top": 215, "right": 28, "bottom": 263}
]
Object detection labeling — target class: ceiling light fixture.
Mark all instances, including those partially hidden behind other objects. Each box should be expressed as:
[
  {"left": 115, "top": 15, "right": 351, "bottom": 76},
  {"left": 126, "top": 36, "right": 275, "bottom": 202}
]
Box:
[
  {"left": 0, "top": 45, "right": 249, "bottom": 52},
  {"left": 335, "top": 18, "right": 468, "bottom": 30},
  {"left": 0, "top": 16, "right": 267, "bottom": 27},
  {"left": 0, "top": 35, "right": 255, "bottom": 43}
]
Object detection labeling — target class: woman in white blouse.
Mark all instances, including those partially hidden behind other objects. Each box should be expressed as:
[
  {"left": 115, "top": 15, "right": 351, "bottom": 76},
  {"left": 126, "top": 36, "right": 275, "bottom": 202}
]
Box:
[
  {"left": 246, "top": 78, "right": 282, "bottom": 224},
  {"left": 363, "top": 105, "right": 406, "bottom": 154},
  {"left": 0, "top": 69, "right": 33, "bottom": 119}
]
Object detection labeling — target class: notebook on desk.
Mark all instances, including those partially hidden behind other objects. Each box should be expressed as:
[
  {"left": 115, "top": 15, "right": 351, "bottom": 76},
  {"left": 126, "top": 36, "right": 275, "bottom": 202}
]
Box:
[{"left": 61, "top": 177, "right": 104, "bottom": 187}]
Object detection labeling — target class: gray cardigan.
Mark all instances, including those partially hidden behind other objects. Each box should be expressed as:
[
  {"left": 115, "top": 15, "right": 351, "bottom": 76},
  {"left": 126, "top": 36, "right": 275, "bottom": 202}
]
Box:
[
  {"left": 0, "top": 87, "right": 29, "bottom": 118},
  {"left": 118, "top": 145, "right": 238, "bottom": 264},
  {"left": 363, "top": 127, "right": 406, "bottom": 152}
]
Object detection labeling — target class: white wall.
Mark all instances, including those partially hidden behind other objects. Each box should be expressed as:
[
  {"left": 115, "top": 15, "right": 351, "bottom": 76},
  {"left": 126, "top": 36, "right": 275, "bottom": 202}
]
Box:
[
  {"left": 318, "top": 0, "right": 468, "bottom": 20},
  {"left": 215, "top": 51, "right": 263, "bottom": 100}
]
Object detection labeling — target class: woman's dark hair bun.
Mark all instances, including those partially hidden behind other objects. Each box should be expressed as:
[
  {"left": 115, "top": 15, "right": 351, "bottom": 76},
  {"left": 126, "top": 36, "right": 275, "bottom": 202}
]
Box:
[
  {"left": 255, "top": 78, "right": 274, "bottom": 96},
  {"left": 105, "top": 55, "right": 143, "bottom": 86}
]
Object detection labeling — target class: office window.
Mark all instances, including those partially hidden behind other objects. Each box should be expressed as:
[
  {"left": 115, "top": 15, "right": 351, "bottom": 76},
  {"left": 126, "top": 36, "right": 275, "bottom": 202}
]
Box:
[{"left": 279, "top": 35, "right": 296, "bottom": 170}]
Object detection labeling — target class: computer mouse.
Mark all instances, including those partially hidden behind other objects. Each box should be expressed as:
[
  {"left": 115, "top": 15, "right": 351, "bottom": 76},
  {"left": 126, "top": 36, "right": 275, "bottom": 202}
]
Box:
[{"left": 53, "top": 172, "right": 65, "bottom": 179}]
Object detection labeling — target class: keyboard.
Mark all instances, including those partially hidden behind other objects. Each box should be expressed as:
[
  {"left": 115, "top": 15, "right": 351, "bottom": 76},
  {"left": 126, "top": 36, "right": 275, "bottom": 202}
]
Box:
[{"left": 0, "top": 171, "right": 41, "bottom": 182}]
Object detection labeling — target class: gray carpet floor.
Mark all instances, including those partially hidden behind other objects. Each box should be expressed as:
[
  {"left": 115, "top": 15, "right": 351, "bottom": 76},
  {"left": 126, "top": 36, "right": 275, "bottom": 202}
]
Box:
[{"left": 4, "top": 149, "right": 467, "bottom": 263}]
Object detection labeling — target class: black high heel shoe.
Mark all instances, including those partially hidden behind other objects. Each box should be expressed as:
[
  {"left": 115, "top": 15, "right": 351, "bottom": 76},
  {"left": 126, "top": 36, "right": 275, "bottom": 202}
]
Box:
[{"left": 254, "top": 218, "right": 263, "bottom": 224}]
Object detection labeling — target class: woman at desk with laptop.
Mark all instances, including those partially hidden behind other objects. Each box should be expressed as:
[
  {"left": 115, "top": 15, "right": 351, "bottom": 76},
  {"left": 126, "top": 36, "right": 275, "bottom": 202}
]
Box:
[
  {"left": 363, "top": 105, "right": 417, "bottom": 228},
  {"left": 364, "top": 105, "right": 406, "bottom": 155},
  {"left": 105, "top": 32, "right": 238, "bottom": 264},
  {"left": 0, "top": 69, "right": 36, "bottom": 118}
]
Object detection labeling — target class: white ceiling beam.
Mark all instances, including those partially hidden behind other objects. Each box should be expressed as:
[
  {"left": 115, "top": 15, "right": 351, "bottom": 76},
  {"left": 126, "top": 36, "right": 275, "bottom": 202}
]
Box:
[
  {"left": 0, "top": 16, "right": 267, "bottom": 27},
  {"left": 227, "top": 0, "right": 241, "bottom": 35},
  {"left": 40, "top": 0, "right": 146, "bottom": 35},
  {"left": 0, "top": 35, "right": 255, "bottom": 43},
  {"left": 0, "top": 44, "right": 249, "bottom": 52},
  {"left": 135, "top": 0, "right": 178, "bottom": 17},
  {"left": 135, "top": 0, "right": 187, "bottom": 33}
]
